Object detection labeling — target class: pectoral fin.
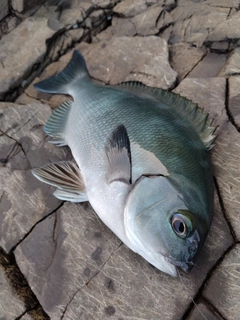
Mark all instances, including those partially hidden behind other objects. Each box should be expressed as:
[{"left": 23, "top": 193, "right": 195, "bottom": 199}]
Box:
[
  {"left": 32, "top": 161, "right": 88, "bottom": 202},
  {"left": 105, "top": 124, "right": 132, "bottom": 185}
]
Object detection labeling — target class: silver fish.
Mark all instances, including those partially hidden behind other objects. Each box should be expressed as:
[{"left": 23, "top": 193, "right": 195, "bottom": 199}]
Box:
[{"left": 32, "top": 50, "right": 217, "bottom": 277}]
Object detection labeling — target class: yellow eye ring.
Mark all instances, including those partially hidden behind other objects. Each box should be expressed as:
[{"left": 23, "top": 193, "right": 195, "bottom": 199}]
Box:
[{"left": 171, "top": 213, "right": 188, "bottom": 238}]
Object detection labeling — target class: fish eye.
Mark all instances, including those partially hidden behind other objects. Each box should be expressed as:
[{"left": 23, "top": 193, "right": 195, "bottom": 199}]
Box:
[{"left": 171, "top": 212, "right": 193, "bottom": 238}]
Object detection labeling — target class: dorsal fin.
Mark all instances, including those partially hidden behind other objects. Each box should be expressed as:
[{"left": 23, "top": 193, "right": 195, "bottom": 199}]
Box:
[
  {"left": 44, "top": 100, "right": 73, "bottom": 146},
  {"left": 117, "top": 81, "right": 217, "bottom": 150},
  {"left": 34, "top": 50, "right": 90, "bottom": 95}
]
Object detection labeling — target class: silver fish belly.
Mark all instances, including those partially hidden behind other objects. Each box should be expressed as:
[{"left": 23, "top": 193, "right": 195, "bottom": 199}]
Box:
[{"left": 32, "top": 50, "right": 217, "bottom": 277}]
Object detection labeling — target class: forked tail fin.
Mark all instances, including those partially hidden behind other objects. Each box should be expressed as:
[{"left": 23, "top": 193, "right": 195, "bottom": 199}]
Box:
[{"left": 34, "top": 50, "right": 90, "bottom": 95}]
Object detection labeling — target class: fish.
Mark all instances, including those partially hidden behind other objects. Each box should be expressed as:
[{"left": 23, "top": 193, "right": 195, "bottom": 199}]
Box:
[{"left": 32, "top": 50, "right": 217, "bottom": 277}]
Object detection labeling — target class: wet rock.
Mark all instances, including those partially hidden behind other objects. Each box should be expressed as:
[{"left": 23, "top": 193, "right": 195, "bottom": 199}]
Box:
[
  {"left": 203, "top": 245, "right": 240, "bottom": 320},
  {"left": 0, "top": 15, "right": 55, "bottom": 99},
  {"left": 0, "top": 103, "right": 71, "bottom": 251},
  {"left": 75, "top": 37, "right": 177, "bottom": 89},
  {"left": 207, "top": 11, "right": 240, "bottom": 42},
  {"left": 169, "top": 43, "right": 207, "bottom": 81},
  {"left": 0, "top": 266, "right": 26, "bottom": 319},
  {"left": 188, "top": 303, "right": 222, "bottom": 320},
  {"left": 219, "top": 48, "right": 240, "bottom": 76},
  {"left": 187, "top": 53, "right": 228, "bottom": 78},
  {"left": 229, "top": 77, "right": 240, "bottom": 129},
  {"left": 0, "top": 0, "right": 9, "bottom": 21},
  {"left": 113, "top": 0, "right": 147, "bottom": 17},
  {"left": 15, "top": 202, "right": 121, "bottom": 320},
  {"left": 175, "top": 78, "right": 240, "bottom": 239}
]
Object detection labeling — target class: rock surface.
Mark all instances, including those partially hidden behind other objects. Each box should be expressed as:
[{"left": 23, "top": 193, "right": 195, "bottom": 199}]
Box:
[
  {"left": 1, "top": 0, "right": 240, "bottom": 319},
  {"left": 75, "top": 37, "right": 177, "bottom": 88},
  {"left": 0, "top": 266, "right": 26, "bottom": 319},
  {"left": 203, "top": 245, "right": 240, "bottom": 320},
  {"left": 0, "top": 16, "right": 55, "bottom": 99}
]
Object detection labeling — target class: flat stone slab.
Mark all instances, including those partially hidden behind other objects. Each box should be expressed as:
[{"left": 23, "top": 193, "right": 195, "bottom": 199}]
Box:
[
  {"left": 0, "top": 15, "right": 55, "bottom": 98},
  {"left": 14, "top": 192, "right": 232, "bottom": 320},
  {"left": 0, "top": 103, "right": 71, "bottom": 252},
  {"left": 229, "top": 76, "right": 240, "bottom": 129},
  {"left": 203, "top": 245, "right": 240, "bottom": 320},
  {"left": 188, "top": 302, "right": 222, "bottom": 320},
  {"left": 175, "top": 78, "right": 240, "bottom": 239},
  {"left": 75, "top": 37, "right": 177, "bottom": 89}
]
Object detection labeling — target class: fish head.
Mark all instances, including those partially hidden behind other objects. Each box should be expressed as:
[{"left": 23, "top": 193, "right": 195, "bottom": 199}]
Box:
[{"left": 124, "top": 175, "right": 212, "bottom": 276}]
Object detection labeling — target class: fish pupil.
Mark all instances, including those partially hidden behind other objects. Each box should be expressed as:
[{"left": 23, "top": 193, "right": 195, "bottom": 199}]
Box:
[{"left": 171, "top": 213, "right": 187, "bottom": 237}]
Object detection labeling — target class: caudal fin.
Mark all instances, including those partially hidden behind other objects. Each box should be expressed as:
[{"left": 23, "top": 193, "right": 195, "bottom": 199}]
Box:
[{"left": 34, "top": 50, "right": 90, "bottom": 95}]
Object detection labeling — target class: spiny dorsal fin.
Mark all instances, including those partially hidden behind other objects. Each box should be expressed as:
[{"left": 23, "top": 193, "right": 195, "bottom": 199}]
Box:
[
  {"left": 32, "top": 161, "right": 88, "bottom": 203},
  {"left": 34, "top": 50, "right": 89, "bottom": 94},
  {"left": 44, "top": 100, "right": 72, "bottom": 147},
  {"left": 105, "top": 124, "right": 132, "bottom": 185},
  {"left": 117, "top": 81, "right": 217, "bottom": 150}
]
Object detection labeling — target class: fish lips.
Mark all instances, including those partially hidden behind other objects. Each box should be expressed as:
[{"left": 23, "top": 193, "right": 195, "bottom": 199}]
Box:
[{"left": 166, "top": 230, "right": 201, "bottom": 273}]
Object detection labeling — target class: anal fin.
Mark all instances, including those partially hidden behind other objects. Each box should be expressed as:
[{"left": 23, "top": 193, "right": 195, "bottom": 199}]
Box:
[{"left": 32, "top": 161, "right": 88, "bottom": 203}]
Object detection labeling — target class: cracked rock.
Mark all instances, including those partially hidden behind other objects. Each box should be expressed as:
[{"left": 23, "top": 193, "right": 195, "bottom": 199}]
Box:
[
  {"left": 188, "top": 302, "right": 222, "bottom": 320},
  {"left": 219, "top": 48, "right": 240, "bottom": 76},
  {"left": 169, "top": 43, "right": 207, "bottom": 81},
  {"left": 187, "top": 53, "right": 228, "bottom": 78},
  {"left": 113, "top": 0, "right": 148, "bottom": 17},
  {"left": 75, "top": 37, "right": 177, "bottom": 89},
  {"left": 0, "top": 103, "right": 72, "bottom": 251},
  {"left": 170, "top": 3, "right": 229, "bottom": 46},
  {"left": 15, "top": 202, "right": 121, "bottom": 320},
  {"left": 0, "top": 15, "right": 56, "bottom": 99},
  {"left": 229, "top": 76, "right": 240, "bottom": 129},
  {"left": 203, "top": 245, "right": 240, "bottom": 320},
  {"left": 174, "top": 78, "right": 240, "bottom": 240},
  {"left": 207, "top": 11, "right": 240, "bottom": 42},
  {"left": 0, "top": 265, "right": 26, "bottom": 319}
]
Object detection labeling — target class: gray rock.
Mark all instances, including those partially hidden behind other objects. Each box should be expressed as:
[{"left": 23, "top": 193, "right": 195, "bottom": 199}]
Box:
[
  {"left": 188, "top": 303, "right": 223, "bottom": 320},
  {"left": 131, "top": 6, "right": 163, "bottom": 36},
  {"left": 205, "top": 0, "right": 239, "bottom": 8},
  {"left": 75, "top": 37, "right": 177, "bottom": 89},
  {"left": 0, "top": 16, "right": 55, "bottom": 99},
  {"left": 207, "top": 11, "right": 240, "bottom": 42},
  {"left": 14, "top": 191, "right": 232, "bottom": 320},
  {"left": 169, "top": 43, "right": 207, "bottom": 81},
  {"left": 0, "top": 266, "right": 26, "bottom": 319},
  {"left": 211, "top": 42, "right": 229, "bottom": 53},
  {"left": 113, "top": 0, "right": 147, "bottom": 17},
  {"left": 170, "top": 4, "right": 229, "bottom": 46},
  {"left": 12, "top": 0, "right": 44, "bottom": 13},
  {"left": 187, "top": 53, "right": 228, "bottom": 78},
  {"left": 229, "top": 76, "right": 240, "bottom": 129},
  {"left": 0, "top": 103, "right": 71, "bottom": 251},
  {"left": 15, "top": 202, "right": 121, "bottom": 320},
  {"left": 59, "top": 8, "right": 84, "bottom": 26},
  {"left": 219, "top": 48, "right": 240, "bottom": 76},
  {"left": 174, "top": 78, "right": 240, "bottom": 239},
  {"left": 0, "top": 0, "right": 9, "bottom": 21},
  {"left": 203, "top": 245, "right": 240, "bottom": 320},
  {"left": 111, "top": 17, "right": 136, "bottom": 37}
]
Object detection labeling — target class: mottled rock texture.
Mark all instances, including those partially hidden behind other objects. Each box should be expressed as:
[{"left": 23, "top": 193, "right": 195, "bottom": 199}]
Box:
[
  {"left": 204, "top": 245, "right": 240, "bottom": 320},
  {"left": 75, "top": 37, "right": 177, "bottom": 89},
  {"left": 0, "top": 16, "right": 55, "bottom": 98}
]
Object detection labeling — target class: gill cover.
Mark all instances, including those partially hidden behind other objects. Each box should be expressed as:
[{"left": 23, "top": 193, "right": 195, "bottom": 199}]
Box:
[{"left": 124, "top": 175, "right": 200, "bottom": 273}]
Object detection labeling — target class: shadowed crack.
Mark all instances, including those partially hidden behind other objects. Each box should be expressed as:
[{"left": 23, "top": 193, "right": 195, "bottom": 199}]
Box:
[
  {"left": 225, "top": 77, "right": 240, "bottom": 133},
  {"left": 201, "top": 297, "right": 227, "bottom": 320},
  {"left": 0, "top": 247, "right": 50, "bottom": 320},
  {"left": 0, "top": 129, "right": 29, "bottom": 160},
  {"left": 60, "top": 242, "right": 123, "bottom": 320}
]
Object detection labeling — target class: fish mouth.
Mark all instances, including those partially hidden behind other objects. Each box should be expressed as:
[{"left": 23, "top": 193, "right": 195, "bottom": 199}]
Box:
[{"left": 165, "top": 257, "right": 195, "bottom": 273}]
